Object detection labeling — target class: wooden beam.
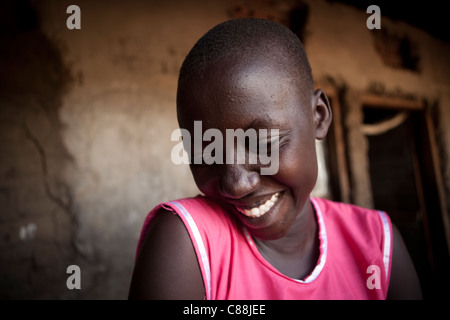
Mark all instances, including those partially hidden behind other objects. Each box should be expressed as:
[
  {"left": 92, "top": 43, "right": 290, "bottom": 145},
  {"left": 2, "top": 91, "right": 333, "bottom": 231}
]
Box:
[{"left": 362, "top": 95, "right": 423, "bottom": 110}]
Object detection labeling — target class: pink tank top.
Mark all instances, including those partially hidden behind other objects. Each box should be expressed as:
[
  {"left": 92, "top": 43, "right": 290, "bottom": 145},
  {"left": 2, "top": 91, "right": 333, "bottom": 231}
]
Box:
[{"left": 136, "top": 196, "right": 392, "bottom": 300}]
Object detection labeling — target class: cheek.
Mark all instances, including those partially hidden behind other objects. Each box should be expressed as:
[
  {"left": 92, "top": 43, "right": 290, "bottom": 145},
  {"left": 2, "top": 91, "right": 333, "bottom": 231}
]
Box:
[
  {"left": 275, "top": 139, "right": 318, "bottom": 196},
  {"left": 191, "top": 166, "right": 227, "bottom": 201},
  {"left": 190, "top": 166, "right": 214, "bottom": 194}
]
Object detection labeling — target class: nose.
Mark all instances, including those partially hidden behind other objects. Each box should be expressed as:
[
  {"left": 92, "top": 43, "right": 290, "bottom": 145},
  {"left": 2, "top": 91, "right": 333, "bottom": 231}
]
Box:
[{"left": 218, "top": 164, "right": 260, "bottom": 200}]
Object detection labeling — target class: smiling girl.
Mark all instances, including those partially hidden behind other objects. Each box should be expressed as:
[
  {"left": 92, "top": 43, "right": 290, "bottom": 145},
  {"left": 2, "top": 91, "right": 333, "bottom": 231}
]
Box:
[{"left": 128, "top": 18, "right": 421, "bottom": 300}]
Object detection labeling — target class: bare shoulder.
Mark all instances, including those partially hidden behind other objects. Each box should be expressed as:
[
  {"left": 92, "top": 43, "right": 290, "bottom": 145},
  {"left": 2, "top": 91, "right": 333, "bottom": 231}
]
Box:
[
  {"left": 128, "top": 208, "right": 205, "bottom": 300},
  {"left": 387, "top": 223, "right": 422, "bottom": 300}
]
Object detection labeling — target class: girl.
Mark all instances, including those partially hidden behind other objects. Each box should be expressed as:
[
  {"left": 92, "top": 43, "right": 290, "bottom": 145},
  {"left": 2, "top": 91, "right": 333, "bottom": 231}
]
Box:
[{"left": 129, "top": 18, "right": 421, "bottom": 300}]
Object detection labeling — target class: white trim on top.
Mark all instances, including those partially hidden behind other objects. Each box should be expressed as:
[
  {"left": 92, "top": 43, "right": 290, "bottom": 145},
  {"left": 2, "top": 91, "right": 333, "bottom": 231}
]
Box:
[
  {"left": 377, "top": 210, "right": 392, "bottom": 283},
  {"left": 169, "top": 201, "right": 212, "bottom": 300},
  {"left": 304, "top": 198, "right": 328, "bottom": 283}
]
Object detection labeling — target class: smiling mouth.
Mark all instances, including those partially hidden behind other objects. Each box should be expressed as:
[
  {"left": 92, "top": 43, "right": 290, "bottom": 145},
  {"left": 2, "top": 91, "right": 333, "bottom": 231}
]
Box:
[{"left": 235, "top": 192, "right": 280, "bottom": 218}]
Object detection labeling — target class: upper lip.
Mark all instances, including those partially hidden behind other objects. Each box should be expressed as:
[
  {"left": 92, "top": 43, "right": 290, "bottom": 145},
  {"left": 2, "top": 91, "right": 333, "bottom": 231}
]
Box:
[{"left": 224, "top": 192, "right": 281, "bottom": 209}]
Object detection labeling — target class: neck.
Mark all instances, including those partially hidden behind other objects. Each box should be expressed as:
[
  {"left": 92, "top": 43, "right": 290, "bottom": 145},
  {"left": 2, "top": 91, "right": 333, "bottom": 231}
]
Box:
[{"left": 253, "top": 199, "right": 318, "bottom": 257}]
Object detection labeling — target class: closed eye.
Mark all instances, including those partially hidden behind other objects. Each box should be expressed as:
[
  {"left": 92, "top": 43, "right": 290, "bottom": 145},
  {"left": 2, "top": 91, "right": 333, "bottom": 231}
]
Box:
[{"left": 257, "top": 131, "right": 290, "bottom": 154}]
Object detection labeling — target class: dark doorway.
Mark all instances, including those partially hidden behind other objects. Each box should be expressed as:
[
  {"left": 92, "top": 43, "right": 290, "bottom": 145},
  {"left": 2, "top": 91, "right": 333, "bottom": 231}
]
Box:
[{"left": 364, "top": 105, "right": 449, "bottom": 299}]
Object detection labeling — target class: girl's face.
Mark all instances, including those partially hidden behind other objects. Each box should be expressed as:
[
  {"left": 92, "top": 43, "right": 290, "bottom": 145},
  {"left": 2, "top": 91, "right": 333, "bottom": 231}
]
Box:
[{"left": 177, "top": 55, "right": 331, "bottom": 241}]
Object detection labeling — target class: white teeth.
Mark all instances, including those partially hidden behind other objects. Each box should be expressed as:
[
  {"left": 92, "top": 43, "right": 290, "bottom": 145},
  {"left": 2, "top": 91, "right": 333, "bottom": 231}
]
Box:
[{"left": 238, "top": 193, "right": 279, "bottom": 218}]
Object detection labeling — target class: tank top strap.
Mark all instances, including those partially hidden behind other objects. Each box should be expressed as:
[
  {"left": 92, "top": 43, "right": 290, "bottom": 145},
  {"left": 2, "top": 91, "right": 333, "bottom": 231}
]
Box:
[{"left": 136, "top": 195, "right": 236, "bottom": 300}]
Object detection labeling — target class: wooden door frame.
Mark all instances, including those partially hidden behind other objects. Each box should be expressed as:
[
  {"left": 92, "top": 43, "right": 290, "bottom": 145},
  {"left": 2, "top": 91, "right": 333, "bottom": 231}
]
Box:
[
  {"left": 318, "top": 87, "right": 450, "bottom": 255},
  {"left": 320, "top": 86, "right": 351, "bottom": 204},
  {"left": 361, "top": 94, "right": 450, "bottom": 256}
]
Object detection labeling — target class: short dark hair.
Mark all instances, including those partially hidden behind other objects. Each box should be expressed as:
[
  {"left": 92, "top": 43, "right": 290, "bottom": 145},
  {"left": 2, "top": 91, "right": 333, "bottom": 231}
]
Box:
[{"left": 178, "top": 18, "right": 313, "bottom": 95}]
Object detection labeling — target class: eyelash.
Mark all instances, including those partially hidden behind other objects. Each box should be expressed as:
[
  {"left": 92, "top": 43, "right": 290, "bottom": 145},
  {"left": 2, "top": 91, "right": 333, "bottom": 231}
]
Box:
[
  {"left": 191, "top": 136, "right": 289, "bottom": 167},
  {"left": 261, "top": 136, "right": 289, "bottom": 155},
  {"left": 277, "top": 136, "right": 289, "bottom": 150}
]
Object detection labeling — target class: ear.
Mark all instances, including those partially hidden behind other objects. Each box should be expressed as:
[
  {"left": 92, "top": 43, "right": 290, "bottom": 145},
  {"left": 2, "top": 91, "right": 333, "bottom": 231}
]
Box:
[{"left": 312, "top": 89, "right": 332, "bottom": 140}]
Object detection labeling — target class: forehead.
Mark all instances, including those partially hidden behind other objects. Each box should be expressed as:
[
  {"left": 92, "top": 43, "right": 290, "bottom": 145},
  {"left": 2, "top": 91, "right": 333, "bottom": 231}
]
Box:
[{"left": 177, "top": 53, "right": 311, "bottom": 129}]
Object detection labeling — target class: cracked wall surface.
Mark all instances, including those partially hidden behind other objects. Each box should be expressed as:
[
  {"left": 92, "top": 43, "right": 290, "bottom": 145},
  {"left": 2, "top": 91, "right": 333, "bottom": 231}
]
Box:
[
  {"left": 1, "top": 0, "right": 450, "bottom": 299},
  {"left": 0, "top": 0, "right": 82, "bottom": 298},
  {"left": 2, "top": 0, "right": 228, "bottom": 299}
]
